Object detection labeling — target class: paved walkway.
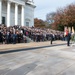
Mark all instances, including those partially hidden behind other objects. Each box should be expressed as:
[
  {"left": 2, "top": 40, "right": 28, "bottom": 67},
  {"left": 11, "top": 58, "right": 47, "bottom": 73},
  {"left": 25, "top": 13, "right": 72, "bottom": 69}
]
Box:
[
  {"left": 0, "top": 41, "right": 75, "bottom": 75},
  {"left": 0, "top": 40, "right": 67, "bottom": 51}
]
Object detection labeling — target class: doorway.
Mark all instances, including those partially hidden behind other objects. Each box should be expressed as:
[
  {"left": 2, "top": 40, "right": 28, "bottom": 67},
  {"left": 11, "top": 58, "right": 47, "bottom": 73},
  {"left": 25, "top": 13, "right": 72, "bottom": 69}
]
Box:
[{"left": 2, "top": 17, "right": 5, "bottom": 25}]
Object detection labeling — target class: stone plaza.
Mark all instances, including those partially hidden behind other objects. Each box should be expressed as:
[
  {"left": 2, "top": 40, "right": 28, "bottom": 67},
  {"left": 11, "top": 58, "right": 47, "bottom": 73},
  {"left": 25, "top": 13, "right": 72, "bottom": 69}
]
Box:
[{"left": 0, "top": 41, "right": 75, "bottom": 75}]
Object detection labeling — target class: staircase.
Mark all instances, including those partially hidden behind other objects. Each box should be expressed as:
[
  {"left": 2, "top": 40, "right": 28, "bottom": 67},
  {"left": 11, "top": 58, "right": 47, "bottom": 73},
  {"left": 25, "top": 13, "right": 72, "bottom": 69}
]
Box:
[{"left": 25, "top": 36, "right": 33, "bottom": 43}]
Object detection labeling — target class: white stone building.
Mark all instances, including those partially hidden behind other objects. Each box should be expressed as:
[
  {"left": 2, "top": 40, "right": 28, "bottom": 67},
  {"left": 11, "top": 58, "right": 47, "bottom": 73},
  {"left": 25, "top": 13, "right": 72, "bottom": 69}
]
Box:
[{"left": 0, "top": 0, "right": 35, "bottom": 27}]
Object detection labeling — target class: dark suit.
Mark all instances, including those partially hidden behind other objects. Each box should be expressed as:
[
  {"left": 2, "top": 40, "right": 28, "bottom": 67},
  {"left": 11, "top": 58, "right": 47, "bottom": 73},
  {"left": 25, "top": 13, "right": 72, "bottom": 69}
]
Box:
[
  {"left": 67, "top": 33, "right": 71, "bottom": 46},
  {"left": 50, "top": 34, "right": 53, "bottom": 44}
]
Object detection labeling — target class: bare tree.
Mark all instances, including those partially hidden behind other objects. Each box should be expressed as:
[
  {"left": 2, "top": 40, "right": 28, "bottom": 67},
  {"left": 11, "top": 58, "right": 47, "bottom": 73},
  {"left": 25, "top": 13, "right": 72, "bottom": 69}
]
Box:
[{"left": 46, "top": 12, "right": 56, "bottom": 26}]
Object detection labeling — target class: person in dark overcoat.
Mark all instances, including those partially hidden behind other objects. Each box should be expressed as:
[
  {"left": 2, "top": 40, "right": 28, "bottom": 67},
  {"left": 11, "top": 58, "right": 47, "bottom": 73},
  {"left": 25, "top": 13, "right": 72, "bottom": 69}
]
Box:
[
  {"left": 66, "top": 32, "right": 71, "bottom": 46},
  {"left": 49, "top": 33, "right": 53, "bottom": 44}
]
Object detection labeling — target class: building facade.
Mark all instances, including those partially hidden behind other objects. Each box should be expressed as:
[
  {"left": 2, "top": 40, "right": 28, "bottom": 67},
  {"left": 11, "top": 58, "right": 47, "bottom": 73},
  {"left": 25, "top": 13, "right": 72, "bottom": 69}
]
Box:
[{"left": 0, "top": 0, "right": 35, "bottom": 27}]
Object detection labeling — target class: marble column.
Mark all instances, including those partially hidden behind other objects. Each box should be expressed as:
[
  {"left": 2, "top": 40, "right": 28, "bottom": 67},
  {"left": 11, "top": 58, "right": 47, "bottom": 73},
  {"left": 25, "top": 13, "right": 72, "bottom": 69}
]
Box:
[
  {"left": 64, "top": 26, "right": 68, "bottom": 32},
  {"left": 7, "top": 1, "right": 11, "bottom": 27},
  {"left": 72, "top": 26, "right": 74, "bottom": 33},
  {"left": 15, "top": 3, "right": 18, "bottom": 25},
  {"left": 68, "top": 27, "right": 71, "bottom": 33}
]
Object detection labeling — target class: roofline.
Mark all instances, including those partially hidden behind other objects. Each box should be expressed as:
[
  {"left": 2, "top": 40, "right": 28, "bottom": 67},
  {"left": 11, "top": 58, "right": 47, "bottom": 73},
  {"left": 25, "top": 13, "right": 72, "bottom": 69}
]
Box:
[{"left": 26, "top": 1, "right": 36, "bottom": 8}]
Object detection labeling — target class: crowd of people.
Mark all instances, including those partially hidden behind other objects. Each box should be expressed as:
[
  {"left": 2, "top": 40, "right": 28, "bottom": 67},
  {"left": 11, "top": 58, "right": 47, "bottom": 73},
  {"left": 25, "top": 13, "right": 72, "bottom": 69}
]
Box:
[{"left": 0, "top": 25, "right": 64, "bottom": 44}]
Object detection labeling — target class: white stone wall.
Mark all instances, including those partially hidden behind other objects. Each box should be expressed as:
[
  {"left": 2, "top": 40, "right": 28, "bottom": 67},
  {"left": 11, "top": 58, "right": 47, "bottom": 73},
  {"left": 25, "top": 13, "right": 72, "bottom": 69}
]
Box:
[{"left": 25, "top": 4, "right": 34, "bottom": 27}]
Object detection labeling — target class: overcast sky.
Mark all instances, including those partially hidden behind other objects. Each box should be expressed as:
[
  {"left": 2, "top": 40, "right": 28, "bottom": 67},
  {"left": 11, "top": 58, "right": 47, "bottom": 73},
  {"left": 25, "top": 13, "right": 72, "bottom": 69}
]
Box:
[{"left": 34, "top": 0, "right": 75, "bottom": 20}]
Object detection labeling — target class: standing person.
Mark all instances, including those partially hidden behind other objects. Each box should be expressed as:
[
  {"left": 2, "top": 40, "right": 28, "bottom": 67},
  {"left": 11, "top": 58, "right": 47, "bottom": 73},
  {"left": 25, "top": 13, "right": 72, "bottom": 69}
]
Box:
[
  {"left": 66, "top": 32, "right": 71, "bottom": 46},
  {"left": 71, "top": 33, "right": 75, "bottom": 46},
  {"left": 50, "top": 33, "right": 53, "bottom": 44},
  {"left": 66, "top": 30, "right": 71, "bottom": 46}
]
